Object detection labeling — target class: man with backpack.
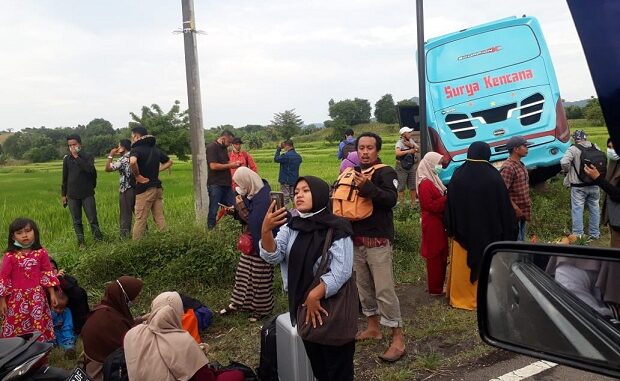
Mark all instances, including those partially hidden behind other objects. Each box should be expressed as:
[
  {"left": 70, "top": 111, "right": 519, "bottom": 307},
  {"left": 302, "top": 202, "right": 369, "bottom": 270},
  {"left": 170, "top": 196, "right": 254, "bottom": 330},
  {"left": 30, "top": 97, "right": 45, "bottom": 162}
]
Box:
[
  {"left": 105, "top": 139, "right": 135, "bottom": 238},
  {"left": 395, "top": 126, "right": 419, "bottom": 204},
  {"left": 341, "top": 132, "right": 406, "bottom": 363},
  {"left": 129, "top": 125, "right": 173, "bottom": 240},
  {"left": 337, "top": 129, "right": 356, "bottom": 160},
  {"left": 561, "top": 129, "right": 606, "bottom": 240},
  {"left": 61, "top": 134, "right": 103, "bottom": 248}
]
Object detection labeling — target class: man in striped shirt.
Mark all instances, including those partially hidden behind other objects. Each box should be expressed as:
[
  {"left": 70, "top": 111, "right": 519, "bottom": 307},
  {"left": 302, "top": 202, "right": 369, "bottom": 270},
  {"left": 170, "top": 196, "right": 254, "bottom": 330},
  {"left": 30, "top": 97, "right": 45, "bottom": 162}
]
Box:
[{"left": 500, "top": 136, "right": 532, "bottom": 241}]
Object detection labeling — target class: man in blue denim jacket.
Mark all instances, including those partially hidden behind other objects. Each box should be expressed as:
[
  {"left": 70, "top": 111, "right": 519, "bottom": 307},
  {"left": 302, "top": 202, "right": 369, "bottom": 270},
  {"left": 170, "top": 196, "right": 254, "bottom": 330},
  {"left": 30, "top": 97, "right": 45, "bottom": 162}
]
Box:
[{"left": 274, "top": 140, "right": 302, "bottom": 206}]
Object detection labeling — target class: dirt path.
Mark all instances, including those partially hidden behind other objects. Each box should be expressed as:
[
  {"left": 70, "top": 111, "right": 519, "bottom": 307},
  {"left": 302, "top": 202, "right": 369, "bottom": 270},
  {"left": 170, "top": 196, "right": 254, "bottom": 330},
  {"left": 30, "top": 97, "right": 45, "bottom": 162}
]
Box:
[{"left": 354, "top": 282, "right": 496, "bottom": 380}]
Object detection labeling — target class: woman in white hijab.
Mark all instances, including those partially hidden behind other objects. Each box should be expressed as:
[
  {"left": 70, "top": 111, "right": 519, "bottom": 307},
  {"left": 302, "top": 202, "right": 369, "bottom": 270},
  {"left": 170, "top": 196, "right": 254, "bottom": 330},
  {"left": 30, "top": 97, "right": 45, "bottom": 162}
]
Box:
[
  {"left": 124, "top": 292, "right": 243, "bottom": 381},
  {"left": 416, "top": 152, "right": 449, "bottom": 295},
  {"left": 219, "top": 167, "right": 277, "bottom": 322}
]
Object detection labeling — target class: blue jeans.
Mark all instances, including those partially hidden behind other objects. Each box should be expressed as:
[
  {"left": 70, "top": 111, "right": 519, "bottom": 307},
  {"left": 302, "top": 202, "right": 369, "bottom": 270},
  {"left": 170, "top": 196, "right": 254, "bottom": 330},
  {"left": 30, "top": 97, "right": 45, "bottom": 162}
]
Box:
[
  {"left": 207, "top": 185, "right": 235, "bottom": 229},
  {"left": 517, "top": 220, "right": 528, "bottom": 241},
  {"left": 570, "top": 186, "right": 600, "bottom": 238}
]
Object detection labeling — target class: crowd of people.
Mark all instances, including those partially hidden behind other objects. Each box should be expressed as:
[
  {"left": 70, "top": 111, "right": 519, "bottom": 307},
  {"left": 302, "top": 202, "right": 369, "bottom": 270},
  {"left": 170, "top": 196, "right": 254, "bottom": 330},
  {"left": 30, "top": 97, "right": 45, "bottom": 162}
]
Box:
[
  {"left": 1, "top": 126, "right": 619, "bottom": 381},
  {"left": 63, "top": 125, "right": 173, "bottom": 245}
]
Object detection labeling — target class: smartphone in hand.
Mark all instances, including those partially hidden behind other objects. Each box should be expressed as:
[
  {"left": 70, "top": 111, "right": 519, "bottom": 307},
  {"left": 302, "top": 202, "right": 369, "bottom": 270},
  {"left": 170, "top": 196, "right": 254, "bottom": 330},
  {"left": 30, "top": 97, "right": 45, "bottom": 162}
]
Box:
[
  {"left": 270, "top": 191, "right": 285, "bottom": 210},
  {"left": 353, "top": 165, "right": 362, "bottom": 173}
]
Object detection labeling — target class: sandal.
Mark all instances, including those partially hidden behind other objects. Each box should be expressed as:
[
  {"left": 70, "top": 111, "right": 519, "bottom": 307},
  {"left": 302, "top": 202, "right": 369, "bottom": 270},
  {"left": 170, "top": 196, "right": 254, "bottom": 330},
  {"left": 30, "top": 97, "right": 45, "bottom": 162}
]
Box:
[{"left": 219, "top": 303, "right": 238, "bottom": 316}]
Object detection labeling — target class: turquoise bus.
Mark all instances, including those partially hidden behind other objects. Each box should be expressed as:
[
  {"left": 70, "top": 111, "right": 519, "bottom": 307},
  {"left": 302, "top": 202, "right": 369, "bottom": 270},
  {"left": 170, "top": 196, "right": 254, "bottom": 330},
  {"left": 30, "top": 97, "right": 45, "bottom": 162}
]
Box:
[{"left": 424, "top": 16, "right": 571, "bottom": 183}]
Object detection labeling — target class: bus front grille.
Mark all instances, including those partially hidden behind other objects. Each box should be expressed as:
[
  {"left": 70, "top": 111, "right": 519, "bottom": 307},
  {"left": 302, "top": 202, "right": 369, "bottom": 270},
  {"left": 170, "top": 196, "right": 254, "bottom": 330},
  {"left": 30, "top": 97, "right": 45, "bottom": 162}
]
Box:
[
  {"left": 445, "top": 113, "right": 476, "bottom": 139},
  {"left": 472, "top": 103, "right": 517, "bottom": 124},
  {"left": 519, "top": 93, "right": 544, "bottom": 126}
]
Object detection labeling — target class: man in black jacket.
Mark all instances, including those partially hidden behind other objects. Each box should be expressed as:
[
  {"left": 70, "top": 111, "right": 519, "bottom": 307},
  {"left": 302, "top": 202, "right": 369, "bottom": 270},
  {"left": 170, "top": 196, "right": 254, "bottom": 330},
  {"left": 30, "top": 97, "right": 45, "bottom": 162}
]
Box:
[
  {"left": 61, "top": 134, "right": 103, "bottom": 248},
  {"left": 351, "top": 132, "right": 405, "bottom": 363},
  {"left": 129, "top": 125, "right": 173, "bottom": 240}
]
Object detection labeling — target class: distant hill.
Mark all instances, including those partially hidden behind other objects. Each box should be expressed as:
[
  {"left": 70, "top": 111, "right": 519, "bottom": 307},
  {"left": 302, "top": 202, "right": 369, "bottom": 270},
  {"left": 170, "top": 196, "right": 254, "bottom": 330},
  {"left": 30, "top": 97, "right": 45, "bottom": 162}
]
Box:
[{"left": 563, "top": 99, "right": 589, "bottom": 108}]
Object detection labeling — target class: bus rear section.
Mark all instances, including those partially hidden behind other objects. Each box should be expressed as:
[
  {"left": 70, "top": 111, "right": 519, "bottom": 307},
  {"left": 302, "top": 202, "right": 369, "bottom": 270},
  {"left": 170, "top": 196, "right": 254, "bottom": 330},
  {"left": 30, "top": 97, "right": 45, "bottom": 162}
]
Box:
[{"left": 424, "top": 16, "right": 570, "bottom": 184}]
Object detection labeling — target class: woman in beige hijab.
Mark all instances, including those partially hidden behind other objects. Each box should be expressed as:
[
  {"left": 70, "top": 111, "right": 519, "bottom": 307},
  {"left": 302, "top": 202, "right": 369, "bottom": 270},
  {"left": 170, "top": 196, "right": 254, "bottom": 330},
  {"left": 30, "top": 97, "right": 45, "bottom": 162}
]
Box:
[
  {"left": 124, "top": 292, "right": 243, "bottom": 381},
  {"left": 416, "top": 152, "right": 448, "bottom": 295},
  {"left": 219, "top": 167, "right": 277, "bottom": 322}
]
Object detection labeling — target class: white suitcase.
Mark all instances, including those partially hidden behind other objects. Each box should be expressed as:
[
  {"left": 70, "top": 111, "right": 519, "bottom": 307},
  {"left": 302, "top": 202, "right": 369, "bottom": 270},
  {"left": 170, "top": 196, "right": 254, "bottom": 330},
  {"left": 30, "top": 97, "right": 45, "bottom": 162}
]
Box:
[{"left": 276, "top": 312, "right": 316, "bottom": 381}]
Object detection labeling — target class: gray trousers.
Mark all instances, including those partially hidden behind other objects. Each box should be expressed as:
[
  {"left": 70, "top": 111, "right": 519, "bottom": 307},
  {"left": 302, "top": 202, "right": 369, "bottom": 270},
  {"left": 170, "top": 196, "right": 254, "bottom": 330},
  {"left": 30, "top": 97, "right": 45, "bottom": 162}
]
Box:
[
  {"left": 119, "top": 189, "right": 135, "bottom": 238},
  {"left": 68, "top": 196, "right": 103, "bottom": 244}
]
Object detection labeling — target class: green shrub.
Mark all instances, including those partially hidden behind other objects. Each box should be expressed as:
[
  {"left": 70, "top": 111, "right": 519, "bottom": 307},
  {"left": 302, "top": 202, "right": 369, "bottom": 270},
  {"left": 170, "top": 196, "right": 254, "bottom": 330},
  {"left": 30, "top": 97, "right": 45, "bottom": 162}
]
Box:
[
  {"left": 393, "top": 207, "right": 424, "bottom": 283},
  {"left": 73, "top": 218, "right": 241, "bottom": 298},
  {"left": 529, "top": 177, "right": 572, "bottom": 241}
]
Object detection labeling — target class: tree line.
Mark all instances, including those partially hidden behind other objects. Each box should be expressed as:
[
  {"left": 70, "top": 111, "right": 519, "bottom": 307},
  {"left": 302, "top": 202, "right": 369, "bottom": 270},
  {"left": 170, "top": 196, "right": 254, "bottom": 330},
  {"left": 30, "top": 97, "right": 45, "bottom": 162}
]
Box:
[
  {"left": 0, "top": 101, "right": 190, "bottom": 164},
  {"left": 0, "top": 95, "right": 605, "bottom": 164},
  {"left": 564, "top": 97, "right": 605, "bottom": 125}
]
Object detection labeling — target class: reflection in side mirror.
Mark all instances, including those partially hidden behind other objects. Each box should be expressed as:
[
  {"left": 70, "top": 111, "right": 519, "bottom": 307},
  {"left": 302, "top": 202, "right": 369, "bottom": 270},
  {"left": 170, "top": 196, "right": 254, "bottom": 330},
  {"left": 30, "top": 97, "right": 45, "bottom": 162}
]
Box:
[{"left": 478, "top": 242, "right": 620, "bottom": 379}]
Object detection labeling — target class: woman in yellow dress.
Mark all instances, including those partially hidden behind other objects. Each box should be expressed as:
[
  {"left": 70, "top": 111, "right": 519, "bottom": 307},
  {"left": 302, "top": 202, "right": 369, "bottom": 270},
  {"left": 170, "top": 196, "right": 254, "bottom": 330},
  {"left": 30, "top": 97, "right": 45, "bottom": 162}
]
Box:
[{"left": 444, "top": 141, "right": 517, "bottom": 310}]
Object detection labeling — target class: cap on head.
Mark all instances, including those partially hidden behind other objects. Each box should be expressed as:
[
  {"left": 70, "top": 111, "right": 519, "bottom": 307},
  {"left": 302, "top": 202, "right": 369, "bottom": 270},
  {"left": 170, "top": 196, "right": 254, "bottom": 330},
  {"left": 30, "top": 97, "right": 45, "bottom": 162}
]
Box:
[
  {"left": 399, "top": 126, "right": 414, "bottom": 135},
  {"left": 505, "top": 136, "right": 530, "bottom": 151},
  {"left": 571, "top": 130, "right": 587, "bottom": 142}
]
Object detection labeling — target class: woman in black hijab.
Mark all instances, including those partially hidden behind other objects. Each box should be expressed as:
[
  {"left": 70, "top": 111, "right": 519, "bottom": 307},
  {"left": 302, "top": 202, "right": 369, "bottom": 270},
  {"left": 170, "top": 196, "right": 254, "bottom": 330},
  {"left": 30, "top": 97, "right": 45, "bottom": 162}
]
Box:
[
  {"left": 260, "top": 176, "right": 355, "bottom": 381},
  {"left": 444, "top": 141, "right": 517, "bottom": 310}
]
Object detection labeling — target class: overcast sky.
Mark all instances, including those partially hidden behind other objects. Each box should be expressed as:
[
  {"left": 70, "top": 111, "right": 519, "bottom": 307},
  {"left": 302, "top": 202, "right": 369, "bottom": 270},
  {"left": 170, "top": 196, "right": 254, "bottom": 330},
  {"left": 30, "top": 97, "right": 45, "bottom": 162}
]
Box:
[{"left": 0, "top": 0, "right": 595, "bottom": 131}]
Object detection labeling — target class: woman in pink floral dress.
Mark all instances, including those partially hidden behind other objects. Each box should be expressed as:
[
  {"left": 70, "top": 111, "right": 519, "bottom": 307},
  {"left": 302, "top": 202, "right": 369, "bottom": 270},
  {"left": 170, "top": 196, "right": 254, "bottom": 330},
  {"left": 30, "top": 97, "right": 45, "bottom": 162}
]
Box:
[{"left": 0, "top": 218, "right": 59, "bottom": 341}]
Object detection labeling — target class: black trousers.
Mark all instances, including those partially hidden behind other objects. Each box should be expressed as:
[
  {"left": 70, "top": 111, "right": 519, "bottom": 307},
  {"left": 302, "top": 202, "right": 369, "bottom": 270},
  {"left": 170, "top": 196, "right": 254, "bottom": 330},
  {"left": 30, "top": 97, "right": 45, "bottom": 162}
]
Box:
[
  {"left": 303, "top": 340, "right": 355, "bottom": 381},
  {"left": 67, "top": 196, "right": 103, "bottom": 244},
  {"left": 119, "top": 189, "right": 135, "bottom": 238}
]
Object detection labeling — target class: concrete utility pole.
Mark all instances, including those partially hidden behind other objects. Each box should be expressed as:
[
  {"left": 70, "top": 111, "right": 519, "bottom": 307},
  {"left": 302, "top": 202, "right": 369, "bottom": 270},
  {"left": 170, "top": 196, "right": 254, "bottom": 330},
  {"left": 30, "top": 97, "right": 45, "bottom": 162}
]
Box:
[
  {"left": 416, "top": 0, "right": 429, "bottom": 155},
  {"left": 181, "top": 0, "right": 209, "bottom": 222}
]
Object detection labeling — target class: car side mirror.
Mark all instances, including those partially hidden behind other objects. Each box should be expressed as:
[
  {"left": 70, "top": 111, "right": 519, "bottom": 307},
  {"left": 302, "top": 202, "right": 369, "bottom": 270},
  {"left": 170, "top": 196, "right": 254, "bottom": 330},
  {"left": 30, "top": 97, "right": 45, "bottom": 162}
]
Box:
[{"left": 477, "top": 242, "right": 620, "bottom": 379}]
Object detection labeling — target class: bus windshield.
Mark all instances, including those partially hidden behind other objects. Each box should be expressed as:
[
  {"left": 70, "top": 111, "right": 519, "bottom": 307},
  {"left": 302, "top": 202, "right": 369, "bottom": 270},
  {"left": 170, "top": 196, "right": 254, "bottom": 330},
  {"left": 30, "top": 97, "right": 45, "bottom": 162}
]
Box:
[{"left": 427, "top": 25, "right": 541, "bottom": 83}]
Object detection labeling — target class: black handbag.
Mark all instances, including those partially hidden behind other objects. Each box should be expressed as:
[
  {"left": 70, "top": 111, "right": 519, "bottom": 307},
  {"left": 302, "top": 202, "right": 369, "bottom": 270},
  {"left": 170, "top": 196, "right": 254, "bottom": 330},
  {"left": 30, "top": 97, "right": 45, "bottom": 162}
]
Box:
[{"left": 296, "top": 228, "right": 359, "bottom": 346}]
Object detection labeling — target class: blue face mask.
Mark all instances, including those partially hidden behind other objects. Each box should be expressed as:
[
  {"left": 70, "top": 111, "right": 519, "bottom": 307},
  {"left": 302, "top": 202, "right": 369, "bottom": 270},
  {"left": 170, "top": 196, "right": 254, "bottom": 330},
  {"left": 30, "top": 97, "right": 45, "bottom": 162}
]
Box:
[
  {"left": 607, "top": 148, "right": 620, "bottom": 161},
  {"left": 13, "top": 240, "right": 33, "bottom": 249},
  {"left": 434, "top": 165, "right": 444, "bottom": 175}
]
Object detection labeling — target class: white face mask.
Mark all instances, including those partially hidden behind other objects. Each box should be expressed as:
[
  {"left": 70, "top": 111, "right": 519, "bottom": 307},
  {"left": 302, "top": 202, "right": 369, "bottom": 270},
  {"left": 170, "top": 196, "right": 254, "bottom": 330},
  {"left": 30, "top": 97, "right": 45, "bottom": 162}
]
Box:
[
  {"left": 607, "top": 148, "right": 620, "bottom": 161},
  {"left": 298, "top": 207, "right": 326, "bottom": 219},
  {"left": 235, "top": 186, "right": 247, "bottom": 196}
]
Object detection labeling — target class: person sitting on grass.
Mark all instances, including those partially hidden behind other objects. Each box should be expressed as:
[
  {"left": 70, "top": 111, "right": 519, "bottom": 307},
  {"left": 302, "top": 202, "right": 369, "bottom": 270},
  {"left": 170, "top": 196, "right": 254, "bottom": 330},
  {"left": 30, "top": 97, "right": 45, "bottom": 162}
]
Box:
[
  {"left": 124, "top": 291, "right": 244, "bottom": 381},
  {"left": 50, "top": 258, "right": 90, "bottom": 334},
  {"left": 51, "top": 291, "right": 76, "bottom": 359},
  {"left": 81, "top": 276, "right": 143, "bottom": 381}
]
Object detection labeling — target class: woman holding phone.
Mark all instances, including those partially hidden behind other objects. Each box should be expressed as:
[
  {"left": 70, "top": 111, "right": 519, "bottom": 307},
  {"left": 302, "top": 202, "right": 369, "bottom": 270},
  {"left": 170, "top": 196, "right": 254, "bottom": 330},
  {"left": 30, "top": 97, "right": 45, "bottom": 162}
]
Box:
[{"left": 260, "top": 176, "right": 356, "bottom": 381}]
